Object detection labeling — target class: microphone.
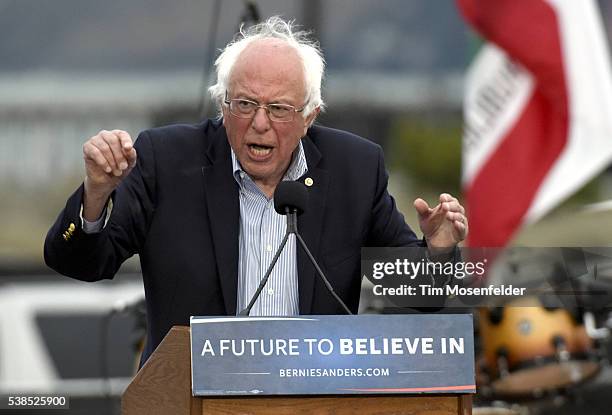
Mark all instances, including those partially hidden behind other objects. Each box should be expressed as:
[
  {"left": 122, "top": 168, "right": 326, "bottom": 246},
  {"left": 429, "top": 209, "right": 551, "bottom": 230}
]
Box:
[
  {"left": 239, "top": 181, "right": 352, "bottom": 316},
  {"left": 273, "top": 179, "right": 308, "bottom": 216}
]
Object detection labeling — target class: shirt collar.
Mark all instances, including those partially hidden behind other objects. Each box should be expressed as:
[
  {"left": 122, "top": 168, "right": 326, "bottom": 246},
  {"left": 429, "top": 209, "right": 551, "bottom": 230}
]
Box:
[{"left": 231, "top": 140, "right": 308, "bottom": 186}]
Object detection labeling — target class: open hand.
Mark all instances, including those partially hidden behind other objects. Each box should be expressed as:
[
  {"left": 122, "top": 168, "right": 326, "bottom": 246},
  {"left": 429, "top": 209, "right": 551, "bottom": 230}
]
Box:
[{"left": 414, "top": 193, "right": 468, "bottom": 249}]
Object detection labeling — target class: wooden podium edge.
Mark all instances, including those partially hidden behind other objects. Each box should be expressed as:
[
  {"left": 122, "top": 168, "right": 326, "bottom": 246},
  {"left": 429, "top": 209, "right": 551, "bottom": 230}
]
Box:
[
  {"left": 200, "top": 393, "right": 472, "bottom": 414},
  {"left": 122, "top": 326, "right": 200, "bottom": 415}
]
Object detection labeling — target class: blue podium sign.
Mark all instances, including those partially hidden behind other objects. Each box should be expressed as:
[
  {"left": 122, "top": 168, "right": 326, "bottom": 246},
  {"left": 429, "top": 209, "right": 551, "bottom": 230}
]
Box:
[{"left": 190, "top": 314, "right": 475, "bottom": 396}]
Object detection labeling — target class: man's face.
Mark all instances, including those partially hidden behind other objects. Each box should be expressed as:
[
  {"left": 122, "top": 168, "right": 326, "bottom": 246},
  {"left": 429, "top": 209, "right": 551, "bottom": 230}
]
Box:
[{"left": 223, "top": 39, "right": 318, "bottom": 193}]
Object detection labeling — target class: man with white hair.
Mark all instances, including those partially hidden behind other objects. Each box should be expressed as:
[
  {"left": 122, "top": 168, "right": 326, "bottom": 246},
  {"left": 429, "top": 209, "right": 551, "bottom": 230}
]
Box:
[{"left": 45, "top": 17, "right": 468, "bottom": 364}]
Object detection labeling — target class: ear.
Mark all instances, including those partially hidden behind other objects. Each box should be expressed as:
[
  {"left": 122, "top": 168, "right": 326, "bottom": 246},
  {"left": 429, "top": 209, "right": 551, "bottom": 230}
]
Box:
[
  {"left": 222, "top": 105, "right": 228, "bottom": 127},
  {"left": 302, "top": 107, "right": 320, "bottom": 135}
]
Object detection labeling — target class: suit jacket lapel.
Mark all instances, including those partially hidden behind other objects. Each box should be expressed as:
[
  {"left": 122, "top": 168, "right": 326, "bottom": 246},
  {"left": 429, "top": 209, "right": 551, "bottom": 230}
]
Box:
[
  {"left": 201, "top": 123, "right": 239, "bottom": 315},
  {"left": 297, "top": 135, "right": 328, "bottom": 314}
]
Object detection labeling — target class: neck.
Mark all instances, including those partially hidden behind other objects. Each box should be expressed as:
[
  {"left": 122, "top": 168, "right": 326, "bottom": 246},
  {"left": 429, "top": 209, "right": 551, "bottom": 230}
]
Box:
[{"left": 254, "top": 177, "right": 281, "bottom": 199}]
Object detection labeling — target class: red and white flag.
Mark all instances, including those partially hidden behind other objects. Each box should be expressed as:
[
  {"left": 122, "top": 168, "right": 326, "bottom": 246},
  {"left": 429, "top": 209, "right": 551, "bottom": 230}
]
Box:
[{"left": 457, "top": 0, "right": 612, "bottom": 247}]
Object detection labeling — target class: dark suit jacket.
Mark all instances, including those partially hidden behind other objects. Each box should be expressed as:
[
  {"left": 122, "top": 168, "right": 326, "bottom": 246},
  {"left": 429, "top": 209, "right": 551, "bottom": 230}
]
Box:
[{"left": 44, "top": 119, "right": 422, "bottom": 363}]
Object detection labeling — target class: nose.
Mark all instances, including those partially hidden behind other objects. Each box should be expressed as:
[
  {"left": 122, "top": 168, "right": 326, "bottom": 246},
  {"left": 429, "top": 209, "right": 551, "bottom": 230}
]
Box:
[{"left": 250, "top": 107, "right": 271, "bottom": 132}]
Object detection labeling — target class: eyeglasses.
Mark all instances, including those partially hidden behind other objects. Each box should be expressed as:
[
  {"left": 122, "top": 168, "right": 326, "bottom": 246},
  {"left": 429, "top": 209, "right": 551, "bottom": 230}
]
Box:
[{"left": 224, "top": 92, "right": 305, "bottom": 123}]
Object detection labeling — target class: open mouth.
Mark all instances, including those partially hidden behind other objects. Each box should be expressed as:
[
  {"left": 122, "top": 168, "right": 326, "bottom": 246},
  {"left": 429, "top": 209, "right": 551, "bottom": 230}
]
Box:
[{"left": 248, "top": 143, "right": 273, "bottom": 157}]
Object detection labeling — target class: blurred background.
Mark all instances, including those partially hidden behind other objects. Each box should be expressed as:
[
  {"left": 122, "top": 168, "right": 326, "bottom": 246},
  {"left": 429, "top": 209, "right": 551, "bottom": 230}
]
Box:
[{"left": 2, "top": 0, "right": 612, "bottom": 414}]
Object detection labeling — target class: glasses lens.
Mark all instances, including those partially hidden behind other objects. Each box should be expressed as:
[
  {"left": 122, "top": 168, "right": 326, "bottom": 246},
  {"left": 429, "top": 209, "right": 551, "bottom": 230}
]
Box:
[
  {"left": 231, "top": 100, "right": 257, "bottom": 117},
  {"left": 227, "top": 98, "right": 296, "bottom": 122},
  {"left": 268, "top": 104, "right": 293, "bottom": 122}
]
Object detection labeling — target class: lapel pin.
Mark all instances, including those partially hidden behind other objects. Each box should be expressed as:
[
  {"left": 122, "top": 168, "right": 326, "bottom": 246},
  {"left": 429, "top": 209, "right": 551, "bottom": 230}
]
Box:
[{"left": 305, "top": 177, "right": 314, "bottom": 187}]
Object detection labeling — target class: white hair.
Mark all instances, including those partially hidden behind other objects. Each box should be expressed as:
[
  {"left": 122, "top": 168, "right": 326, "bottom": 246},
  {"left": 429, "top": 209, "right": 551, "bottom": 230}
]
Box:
[{"left": 208, "top": 16, "right": 326, "bottom": 119}]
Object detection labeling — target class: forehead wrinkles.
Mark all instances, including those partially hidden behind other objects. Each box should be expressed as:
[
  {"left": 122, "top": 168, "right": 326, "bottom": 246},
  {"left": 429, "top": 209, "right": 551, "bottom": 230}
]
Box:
[{"left": 229, "top": 39, "right": 306, "bottom": 101}]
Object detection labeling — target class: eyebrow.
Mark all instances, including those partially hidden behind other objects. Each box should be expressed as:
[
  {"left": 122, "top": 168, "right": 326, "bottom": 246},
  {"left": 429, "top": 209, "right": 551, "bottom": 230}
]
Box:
[{"left": 232, "top": 92, "right": 295, "bottom": 106}]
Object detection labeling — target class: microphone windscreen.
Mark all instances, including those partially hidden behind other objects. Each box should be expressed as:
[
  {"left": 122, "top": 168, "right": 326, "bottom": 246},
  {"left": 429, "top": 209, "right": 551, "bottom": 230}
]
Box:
[{"left": 274, "top": 180, "right": 308, "bottom": 215}]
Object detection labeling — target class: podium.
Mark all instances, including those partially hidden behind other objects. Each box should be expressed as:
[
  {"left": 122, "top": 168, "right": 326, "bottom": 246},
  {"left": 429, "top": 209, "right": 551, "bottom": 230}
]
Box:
[{"left": 122, "top": 326, "right": 472, "bottom": 415}]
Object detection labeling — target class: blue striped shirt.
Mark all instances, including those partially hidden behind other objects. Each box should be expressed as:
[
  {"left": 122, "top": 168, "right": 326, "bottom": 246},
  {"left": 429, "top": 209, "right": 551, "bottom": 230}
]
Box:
[{"left": 232, "top": 142, "right": 307, "bottom": 316}]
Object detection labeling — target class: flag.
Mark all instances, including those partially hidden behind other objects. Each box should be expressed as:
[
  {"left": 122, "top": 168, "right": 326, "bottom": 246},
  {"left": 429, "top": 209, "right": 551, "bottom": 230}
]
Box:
[{"left": 458, "top": 0, "right": 612, "bottom": 247}]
